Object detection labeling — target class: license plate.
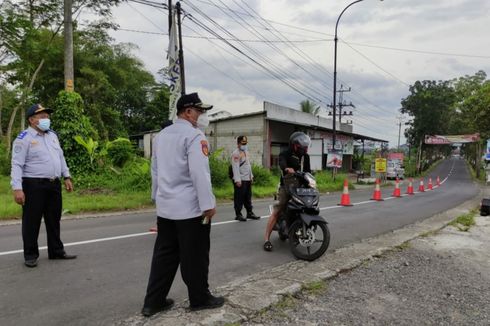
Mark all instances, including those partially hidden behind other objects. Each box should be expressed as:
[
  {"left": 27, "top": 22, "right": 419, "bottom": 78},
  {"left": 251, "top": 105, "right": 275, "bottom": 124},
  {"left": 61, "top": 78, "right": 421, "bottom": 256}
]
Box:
[{"left": 296, "top": 188, "right": 316, "bottom": 195}]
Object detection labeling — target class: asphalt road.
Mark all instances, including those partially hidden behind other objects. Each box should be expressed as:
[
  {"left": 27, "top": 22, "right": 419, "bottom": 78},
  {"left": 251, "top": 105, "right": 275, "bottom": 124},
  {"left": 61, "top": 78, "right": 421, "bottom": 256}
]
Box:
[{"left": 0, "top": 157, "right": 478, "bottom": 326}]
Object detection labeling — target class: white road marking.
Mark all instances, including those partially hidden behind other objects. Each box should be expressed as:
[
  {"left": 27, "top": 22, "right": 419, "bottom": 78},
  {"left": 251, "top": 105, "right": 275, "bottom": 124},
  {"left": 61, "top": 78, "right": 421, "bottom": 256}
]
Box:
[{"left": 1, "top": 165, "right": 454, "bottom": 257}]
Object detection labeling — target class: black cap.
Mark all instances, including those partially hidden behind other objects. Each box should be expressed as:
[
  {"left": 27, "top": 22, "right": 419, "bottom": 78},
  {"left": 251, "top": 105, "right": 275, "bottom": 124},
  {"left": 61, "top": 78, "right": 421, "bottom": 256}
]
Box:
[
  {"left": 176, "top": 92, "right": 213, "bottom": 113},
  {"left": 237, "top": 135, "right": 248, "bottom": 144},
  {"left": 27, "top": 104, "right": 53, "bottom": 118}
]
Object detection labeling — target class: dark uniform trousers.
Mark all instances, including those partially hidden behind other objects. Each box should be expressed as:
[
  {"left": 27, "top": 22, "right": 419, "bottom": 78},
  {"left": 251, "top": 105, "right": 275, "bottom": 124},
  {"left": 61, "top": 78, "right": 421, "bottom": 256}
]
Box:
[
  {"left": 22, "top": 178, "right": 65, "bottom": 260},
  {"left": 233, "top": 180, "right": 253, "bottom": 215},
  {"left": 144, "top": 216, "right": 211, "bottom": 308}
]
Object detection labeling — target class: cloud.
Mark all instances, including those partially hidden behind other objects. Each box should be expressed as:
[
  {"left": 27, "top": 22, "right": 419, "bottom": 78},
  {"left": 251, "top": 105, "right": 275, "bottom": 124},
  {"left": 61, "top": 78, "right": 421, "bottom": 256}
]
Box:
[{"left": 95, "top": 0, "right": 490, "bottom": 147}]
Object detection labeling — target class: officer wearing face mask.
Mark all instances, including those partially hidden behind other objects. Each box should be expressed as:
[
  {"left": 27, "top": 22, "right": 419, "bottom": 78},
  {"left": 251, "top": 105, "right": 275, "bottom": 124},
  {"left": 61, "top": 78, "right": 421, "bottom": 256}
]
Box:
[
  {"left": 10, "top": 104, "right": 75, "bottom": 268},
  {"left": 231, "top": 135, "right": 259, "bottom": 221},
  {"left": 142, "top": 92, "right": 224, "bottom": 317}
]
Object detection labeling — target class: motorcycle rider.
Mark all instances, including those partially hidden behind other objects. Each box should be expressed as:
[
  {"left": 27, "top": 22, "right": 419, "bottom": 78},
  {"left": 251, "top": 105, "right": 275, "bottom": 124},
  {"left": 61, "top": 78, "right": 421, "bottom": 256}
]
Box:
[{"left": 263, "top": 131, "right": 311, "bottom": 251}]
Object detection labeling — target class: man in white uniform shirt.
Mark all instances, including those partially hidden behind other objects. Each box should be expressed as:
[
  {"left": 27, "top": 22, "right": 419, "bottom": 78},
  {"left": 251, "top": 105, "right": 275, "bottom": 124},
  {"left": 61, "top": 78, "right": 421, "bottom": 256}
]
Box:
[{"left": 141, "top": 93, "right": 224, "bottom": 317}]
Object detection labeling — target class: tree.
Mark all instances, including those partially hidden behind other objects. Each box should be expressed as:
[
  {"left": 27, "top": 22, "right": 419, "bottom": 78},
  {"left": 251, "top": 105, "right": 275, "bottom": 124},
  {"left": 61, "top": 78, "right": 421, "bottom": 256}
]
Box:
[
  {"left": 300, "top": 99, "right": 320, "bottom": 116},
  {"left": 400, "top": 80, "right": 456, "bottom": 147}
]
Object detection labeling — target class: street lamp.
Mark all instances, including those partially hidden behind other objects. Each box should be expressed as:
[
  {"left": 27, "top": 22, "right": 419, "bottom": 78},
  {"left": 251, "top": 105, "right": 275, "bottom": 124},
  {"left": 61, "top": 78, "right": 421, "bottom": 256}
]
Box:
[{"left": 332, "top": 0, "right": 383, "bottom": 150}]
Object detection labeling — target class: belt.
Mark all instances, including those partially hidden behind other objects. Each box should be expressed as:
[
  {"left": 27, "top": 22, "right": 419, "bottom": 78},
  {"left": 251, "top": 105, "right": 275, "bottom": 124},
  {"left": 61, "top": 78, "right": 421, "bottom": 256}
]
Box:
[{"left": 23, "top": 177, "right": 60, "bottom": 183}]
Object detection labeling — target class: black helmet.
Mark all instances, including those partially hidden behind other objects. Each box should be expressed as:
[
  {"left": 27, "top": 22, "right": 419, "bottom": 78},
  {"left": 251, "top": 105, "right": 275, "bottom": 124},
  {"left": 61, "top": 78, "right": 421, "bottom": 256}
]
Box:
[{"left": 289, "top": 131, "right": 311, "bottom": 155}]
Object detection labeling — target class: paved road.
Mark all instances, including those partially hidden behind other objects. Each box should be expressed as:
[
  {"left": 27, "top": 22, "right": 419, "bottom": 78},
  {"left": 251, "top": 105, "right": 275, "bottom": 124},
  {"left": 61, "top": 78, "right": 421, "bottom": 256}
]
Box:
[{"left": 0, "top": 158, "right": 477, "bottom": 326}]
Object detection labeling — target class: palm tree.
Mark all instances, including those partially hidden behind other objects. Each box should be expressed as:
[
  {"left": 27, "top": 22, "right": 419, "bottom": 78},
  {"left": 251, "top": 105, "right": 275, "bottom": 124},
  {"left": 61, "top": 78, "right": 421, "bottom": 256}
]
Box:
[{"left": 300, "top": 99, "right": 320, "bottom": 116}]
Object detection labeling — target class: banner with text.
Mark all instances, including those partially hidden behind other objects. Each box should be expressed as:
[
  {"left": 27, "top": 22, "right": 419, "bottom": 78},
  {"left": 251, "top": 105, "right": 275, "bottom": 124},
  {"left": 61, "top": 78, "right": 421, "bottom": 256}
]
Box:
[
  {"left": 168, "top": 7, "right": 181, "bottom": 122},
  {"left": 424, "top": 134, "right": 480, "bottom": 145}
]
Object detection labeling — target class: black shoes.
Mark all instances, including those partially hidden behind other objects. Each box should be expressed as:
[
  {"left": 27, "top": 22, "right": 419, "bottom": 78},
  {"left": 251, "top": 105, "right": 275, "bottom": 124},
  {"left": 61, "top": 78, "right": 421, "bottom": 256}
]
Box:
[
  {"left": 49, "top": 253, "right": 77, "bottom": 260},
  {"left": 189, "top": 294, "right": 225, "bottom": 311},
  {"left": 141, "top": 298, "right": 174, "bottom": 317},
  {"left": 235, "top": 213, "right": 246, "bottom": 222},
  {"left": 24, "top": 259, "right": 38, "bottom": 268},
  {"left": 247, "top": 212, "right": 260, "bottom": 220}
]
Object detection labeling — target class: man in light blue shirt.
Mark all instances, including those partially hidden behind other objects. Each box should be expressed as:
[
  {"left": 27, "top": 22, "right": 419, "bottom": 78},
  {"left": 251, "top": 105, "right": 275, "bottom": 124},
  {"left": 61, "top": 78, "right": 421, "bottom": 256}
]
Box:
[
  {"left": 11, "top": 104, "right": 76, "bottom": 268},
  {"left": 142, "top": 93, "right": 224, "bottom": 317}
]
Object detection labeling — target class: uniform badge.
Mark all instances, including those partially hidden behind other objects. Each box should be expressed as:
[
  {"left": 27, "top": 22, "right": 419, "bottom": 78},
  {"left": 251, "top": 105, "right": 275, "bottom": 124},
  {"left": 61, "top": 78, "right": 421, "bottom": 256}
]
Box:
[
  {"left": 201, "top": 140, "right": 209, "bottom": 156},
  {"left": 31, "top": 140, "right": 38, "bottom": 145},
  {"left": 17, "top": 131, "right": 27, "bottom": 140},
  {"left": 14, "top": 145, "right": 23, "bottom": 153}
]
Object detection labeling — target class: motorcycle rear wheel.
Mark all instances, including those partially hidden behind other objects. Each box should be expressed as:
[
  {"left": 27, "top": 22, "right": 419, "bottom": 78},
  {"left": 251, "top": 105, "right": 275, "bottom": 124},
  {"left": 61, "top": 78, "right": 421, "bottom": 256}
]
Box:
[{"left": 288, "top": 220, "right": 330, "bottom": 261}]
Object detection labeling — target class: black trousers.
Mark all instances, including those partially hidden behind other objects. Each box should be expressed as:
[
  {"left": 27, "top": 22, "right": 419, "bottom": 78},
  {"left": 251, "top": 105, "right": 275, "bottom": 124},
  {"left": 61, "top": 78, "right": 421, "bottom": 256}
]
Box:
[
  {"left": 22, "top": 178, "right": 65, "bottom": 260},
  {"left": 143, "top": 216, "right": 211, "bottom": 308},
  {"left": 233, "top": 180, "right": 253, "bottom": 215}
]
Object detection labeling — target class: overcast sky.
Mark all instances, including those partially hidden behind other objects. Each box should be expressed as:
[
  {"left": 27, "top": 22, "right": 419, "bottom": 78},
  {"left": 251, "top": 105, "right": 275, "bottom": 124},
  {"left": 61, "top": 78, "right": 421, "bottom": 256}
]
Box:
[{"left": 95, "top": 0, "right": 490, "bottom": 147}]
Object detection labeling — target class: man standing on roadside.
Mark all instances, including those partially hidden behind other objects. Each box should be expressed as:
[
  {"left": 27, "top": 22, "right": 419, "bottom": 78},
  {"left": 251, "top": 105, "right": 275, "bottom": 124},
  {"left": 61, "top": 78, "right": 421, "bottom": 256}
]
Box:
[
  {"left": 231, "top": 135, "right": 259, "bottom": 221},
  {"left": 11, "top": 104, "right": 76, "bottom": 268},
  {"left": 141, "top": 93, "right": 225, "bottom": 317}
]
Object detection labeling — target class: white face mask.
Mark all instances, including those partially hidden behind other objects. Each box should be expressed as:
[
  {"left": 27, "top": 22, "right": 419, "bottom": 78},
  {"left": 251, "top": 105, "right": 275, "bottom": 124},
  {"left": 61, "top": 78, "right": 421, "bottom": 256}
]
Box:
[
  {"left": 197, "top": 112, "right": 209, "bottom": 130},
  {"left": 38, "top": 118, "right": 51, "bottom": 131}
]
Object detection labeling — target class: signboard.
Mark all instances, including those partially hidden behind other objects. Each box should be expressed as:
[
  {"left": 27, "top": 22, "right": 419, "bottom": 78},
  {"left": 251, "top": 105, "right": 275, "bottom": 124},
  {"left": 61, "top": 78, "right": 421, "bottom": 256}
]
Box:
[
  {"left": 375, "top": 158, "right": 387, "bottom": 173},
  {"left": 326, "top": 151, "right": 343, "bottom": 168},
  {"left": 486, "top": 139, "right": 490, "bottom": 161},
  {"left": 323, "top": 137, "right": 354, "bottom": 155},
  {"left": 388, "top": 152, "right": 404, "bottom": 161},
  {"left": 425, "top": 134, "right": 480, "bottom": 144}
]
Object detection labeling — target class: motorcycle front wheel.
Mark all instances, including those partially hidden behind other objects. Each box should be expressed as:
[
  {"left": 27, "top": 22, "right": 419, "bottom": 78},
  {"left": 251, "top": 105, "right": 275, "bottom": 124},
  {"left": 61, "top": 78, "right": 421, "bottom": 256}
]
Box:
[{"left": 288, "top": 220, "right": 330, "bottom": 261}]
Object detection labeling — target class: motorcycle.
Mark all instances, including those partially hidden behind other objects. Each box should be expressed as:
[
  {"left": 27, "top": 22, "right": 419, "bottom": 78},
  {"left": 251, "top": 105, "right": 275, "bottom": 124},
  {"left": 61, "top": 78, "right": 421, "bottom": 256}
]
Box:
[{"left": 273, "top": 171, "right": 330, "bottom": 261}]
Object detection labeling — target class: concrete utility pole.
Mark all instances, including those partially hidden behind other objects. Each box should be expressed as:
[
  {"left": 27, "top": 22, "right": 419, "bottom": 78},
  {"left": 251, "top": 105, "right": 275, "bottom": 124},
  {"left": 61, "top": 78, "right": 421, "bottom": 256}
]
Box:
[
  {"left": 397, "top": 114, "right": 404, "bottom": 151},
  {"left": 337, "top": 85, "right": 354, "bottom": 125},
  {"left": 64, "top": 0, "right": 74, "bottom": 92}
]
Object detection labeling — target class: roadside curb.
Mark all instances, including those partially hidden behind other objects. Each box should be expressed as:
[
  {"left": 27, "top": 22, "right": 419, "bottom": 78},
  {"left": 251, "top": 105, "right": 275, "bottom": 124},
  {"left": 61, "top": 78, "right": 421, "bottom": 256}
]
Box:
[{"left": 119, "top": 190, "right": 482, "bottom": 325}]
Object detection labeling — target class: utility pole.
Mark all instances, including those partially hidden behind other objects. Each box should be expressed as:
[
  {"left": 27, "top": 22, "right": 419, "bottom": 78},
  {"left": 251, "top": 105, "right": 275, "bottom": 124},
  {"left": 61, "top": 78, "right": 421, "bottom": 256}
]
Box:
[
  {"left": 396, "top": 114, "right": 404, "bottom": 151},
  {"left": 64, "top": 0, "right": 74, "bottom": 92},
  {"left": 337, "top": 85, "right": 354, "bottom": 126}
]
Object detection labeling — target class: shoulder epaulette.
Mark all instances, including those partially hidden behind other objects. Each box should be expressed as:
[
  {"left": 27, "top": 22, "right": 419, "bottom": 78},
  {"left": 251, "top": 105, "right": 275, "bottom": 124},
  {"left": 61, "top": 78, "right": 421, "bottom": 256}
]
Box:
[{"left": 17, "top": 131, "right": 28, "bottom": 140}]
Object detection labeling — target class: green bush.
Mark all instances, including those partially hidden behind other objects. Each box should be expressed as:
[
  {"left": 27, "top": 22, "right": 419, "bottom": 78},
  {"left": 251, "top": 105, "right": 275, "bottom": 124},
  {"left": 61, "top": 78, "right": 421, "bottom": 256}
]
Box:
[
  {"left": 0, "top": 141, "right": 10, "bottom": 176},
  {"left": 106, "top": 138, "right": 134, "bottom": 167},
  {"left": 51, "top": 91, "right": 98, "bottom": 175},
  {"left": 251, "top": 164, "right": 274, "bottom": 187},
  {"left": 209, "top": 149, "right": 229, "bottom": 188}
]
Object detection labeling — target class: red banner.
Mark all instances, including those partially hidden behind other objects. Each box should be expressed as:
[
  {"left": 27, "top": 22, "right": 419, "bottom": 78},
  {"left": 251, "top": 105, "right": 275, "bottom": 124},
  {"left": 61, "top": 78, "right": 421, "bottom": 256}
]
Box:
[{"left": 425, "top": 134, "right": 480, "bottom": 145}]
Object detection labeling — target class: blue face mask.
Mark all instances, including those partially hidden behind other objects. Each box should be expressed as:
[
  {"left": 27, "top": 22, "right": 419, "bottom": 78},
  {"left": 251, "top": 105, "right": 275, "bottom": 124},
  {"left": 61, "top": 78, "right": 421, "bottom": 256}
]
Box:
[
  {"left": 38, "top": 118, "right": 51, "bottom": 131},
  {"left": 240, "top": 145, "right": 248, "bottom": 151}
]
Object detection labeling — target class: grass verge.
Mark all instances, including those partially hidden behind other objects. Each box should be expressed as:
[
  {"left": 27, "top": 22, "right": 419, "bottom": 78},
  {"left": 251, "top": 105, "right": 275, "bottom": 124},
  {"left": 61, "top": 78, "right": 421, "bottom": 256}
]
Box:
[{"left": 448, "top": 209, "right": 477, "bottom": 232}]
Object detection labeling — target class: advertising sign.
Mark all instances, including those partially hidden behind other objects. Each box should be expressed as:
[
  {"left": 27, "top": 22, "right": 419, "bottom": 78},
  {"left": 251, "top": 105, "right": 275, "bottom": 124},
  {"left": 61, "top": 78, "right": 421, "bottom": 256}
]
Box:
[
  {"left": 425, "top": 134, "right": 480, "bottom": 144},
  {"left": 326, "top": 151, "right": 343, "bottom": 168},
  {"left": 375, "top": 158, "right": 387, "bottom": 173},
  {"left": 486, "top": 139, "right": 490, "bottom": 161}
]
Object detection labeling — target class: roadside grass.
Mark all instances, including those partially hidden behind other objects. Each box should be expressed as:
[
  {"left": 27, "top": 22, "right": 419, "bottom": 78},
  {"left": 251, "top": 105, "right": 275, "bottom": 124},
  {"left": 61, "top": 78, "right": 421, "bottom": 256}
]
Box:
[
  {"left": 302, "top": 280, "right": 326, "bottom": 296},
  {"left": 0, "top": 171, "right": 345, "bottom": 220},
  {"left": 448, "top": 209, "right": 477, "bottom": 232},
  {"left": 0, "top": 175, "right": 154, "bottom": 220}
]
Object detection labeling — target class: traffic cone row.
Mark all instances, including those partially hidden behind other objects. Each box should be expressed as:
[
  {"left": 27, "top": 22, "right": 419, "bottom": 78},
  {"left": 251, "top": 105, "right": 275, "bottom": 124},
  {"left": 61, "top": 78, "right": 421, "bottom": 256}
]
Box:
[{"left": 337, "top": 175, "right": 442, "bottom": 206}]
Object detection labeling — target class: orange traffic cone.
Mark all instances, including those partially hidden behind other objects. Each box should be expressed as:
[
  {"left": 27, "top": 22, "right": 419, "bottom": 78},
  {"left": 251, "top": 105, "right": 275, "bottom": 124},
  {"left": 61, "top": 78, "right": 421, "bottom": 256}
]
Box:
[
  {"left": 392, "top": 177, "right": 401, "bottom": 197},
  {"left": 406, "top": 178, "right": 414, "bottom": 195},
  {"left": 418, "top": 178, "right": 425, "bottom": 192},
  {"left": 428, "top": 177, "right": 433, "bottom": 190},
  {"left": 339, "top": 179, "right": 353, "bottom": 206},
  {"left": 371, "top": 178, "right": 384, "bottom": 201},
  {"left": 436, "top": 176, "right": 441, "bottom": 187}
]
